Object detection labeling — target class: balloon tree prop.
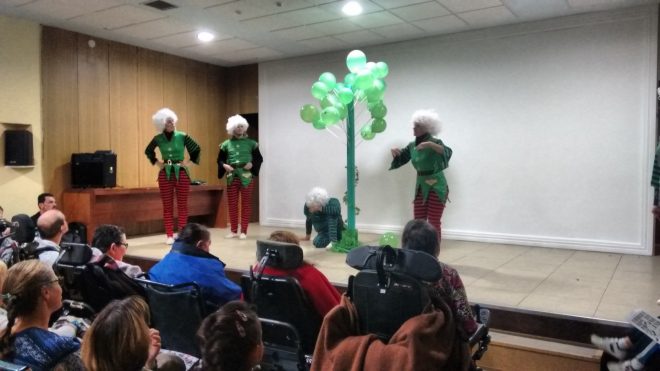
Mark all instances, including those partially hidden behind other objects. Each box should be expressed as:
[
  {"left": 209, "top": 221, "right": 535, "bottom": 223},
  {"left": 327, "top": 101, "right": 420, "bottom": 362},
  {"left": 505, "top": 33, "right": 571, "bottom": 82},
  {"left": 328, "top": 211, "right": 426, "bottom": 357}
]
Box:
[{"left": 299, "top": 50, "right": 390, "bottom": 252}]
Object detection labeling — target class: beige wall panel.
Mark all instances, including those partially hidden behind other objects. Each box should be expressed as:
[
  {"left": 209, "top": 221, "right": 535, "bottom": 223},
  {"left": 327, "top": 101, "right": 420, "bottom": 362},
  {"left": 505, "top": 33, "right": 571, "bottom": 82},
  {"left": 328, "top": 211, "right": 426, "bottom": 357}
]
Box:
[
  {"left": 109, "top": 42, "right": 139, "bottom": 188},
  {"left": 41, "top": 27, "right": 79, "bottom": 201},
  {"left": 206, "top": 66, "right": 226, "bottom": 186},
  {"left": 77, "top": 35, "right": 110, "bottom": 152},
  {"left": 184, "top": 60, "right": 209, "bottom": 183},
  {"left": 137, "top": 49, "right": 164, "bottom": 187},
  {"left": 162, "top": 54, "right": 188, "bottom": 132}
]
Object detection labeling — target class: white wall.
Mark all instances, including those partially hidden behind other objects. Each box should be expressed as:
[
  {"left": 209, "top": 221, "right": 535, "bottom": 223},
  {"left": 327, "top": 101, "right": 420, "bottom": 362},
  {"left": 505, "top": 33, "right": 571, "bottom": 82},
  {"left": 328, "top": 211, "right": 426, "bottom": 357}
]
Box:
[{"left": 259, "top": 6, "right": 658, "bottom": 255}]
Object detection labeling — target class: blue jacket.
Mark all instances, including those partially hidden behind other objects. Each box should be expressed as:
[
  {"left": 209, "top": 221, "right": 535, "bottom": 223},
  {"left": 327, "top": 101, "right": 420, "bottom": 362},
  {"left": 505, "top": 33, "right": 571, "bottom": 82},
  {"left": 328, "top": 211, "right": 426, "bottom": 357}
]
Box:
[{"left": 149, "top": 241, "right": 241, "bottom": 307}]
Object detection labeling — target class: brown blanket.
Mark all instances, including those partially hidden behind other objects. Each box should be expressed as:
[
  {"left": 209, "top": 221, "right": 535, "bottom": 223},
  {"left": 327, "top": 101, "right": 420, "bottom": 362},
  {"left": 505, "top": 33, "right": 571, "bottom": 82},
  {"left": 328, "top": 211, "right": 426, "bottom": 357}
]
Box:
[{"left": 311, "top": 295, "right": 470, "bottom": 371}]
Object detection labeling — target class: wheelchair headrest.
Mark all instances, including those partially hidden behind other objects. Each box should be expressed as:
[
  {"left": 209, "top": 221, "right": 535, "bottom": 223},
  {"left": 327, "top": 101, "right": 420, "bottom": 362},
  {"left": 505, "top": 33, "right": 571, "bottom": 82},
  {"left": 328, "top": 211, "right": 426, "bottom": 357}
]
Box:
[
  {"left": 346, "top": 245, "right": 442, "bottom": 282},
  {"left": 256, "top": 240, "right": 303, "bottom": 270},
  {"left": 10, "top": 214, "right": 35, "bottom": 244}
]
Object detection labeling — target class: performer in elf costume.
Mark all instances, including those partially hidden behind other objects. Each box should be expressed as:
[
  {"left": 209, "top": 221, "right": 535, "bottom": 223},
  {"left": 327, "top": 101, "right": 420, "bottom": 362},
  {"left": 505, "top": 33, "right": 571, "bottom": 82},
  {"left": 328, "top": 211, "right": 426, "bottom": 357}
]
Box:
[
  {"left": 217, "top": 115, "right": 263, "bottom": 239},
  {"left": 145, "top": 108, "right": 201, "bottom": 245},
  {"left": 301, "top": 187, "right": 344, "bottom": 248},
  {"left": 390, "top": 109, "right": 452, "bottom": 242}
]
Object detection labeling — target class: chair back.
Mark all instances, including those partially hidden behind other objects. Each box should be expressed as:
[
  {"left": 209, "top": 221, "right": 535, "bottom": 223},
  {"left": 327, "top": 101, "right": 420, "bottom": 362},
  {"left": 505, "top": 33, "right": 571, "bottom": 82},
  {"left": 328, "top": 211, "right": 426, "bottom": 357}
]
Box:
[
  {"left": 243, "top": 239, "right": 321, "bottom": 355},
  {"left": 135, "top": 278, "right": 205, "bottom": 358},
  {"left": 259, "top": 318, "right": 307, "bottom": 371},
  {"left": 346, "top": 245, "right": 442, "bottom": 342}
]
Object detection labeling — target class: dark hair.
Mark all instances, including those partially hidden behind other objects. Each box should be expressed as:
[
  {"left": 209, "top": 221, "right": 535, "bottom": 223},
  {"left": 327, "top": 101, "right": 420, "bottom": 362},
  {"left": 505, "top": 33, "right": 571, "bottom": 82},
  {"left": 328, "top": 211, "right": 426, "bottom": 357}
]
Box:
[
  {"left": 401, "top": 219, "right": 440, "bottom": 257},
  {"left": 37, "top": 193, "right": 54, "bottom": 204},
  {"left": 197, "top": 301, "right": 262, "bottom": 371},
  {"left": 92, "top": 225, "right": 125, "bottom": 253},
  {"left": 179, "top": 223, "right": 210, "bottom": 246},
  {"left": 0, "top": 260, "right": 58, "bottom": 358},
  {"left": 81, "top": 296, "right": 151, "bottom": 371},
  {"left": 38, "top": 210, "right": 65, "bottom": 239}
]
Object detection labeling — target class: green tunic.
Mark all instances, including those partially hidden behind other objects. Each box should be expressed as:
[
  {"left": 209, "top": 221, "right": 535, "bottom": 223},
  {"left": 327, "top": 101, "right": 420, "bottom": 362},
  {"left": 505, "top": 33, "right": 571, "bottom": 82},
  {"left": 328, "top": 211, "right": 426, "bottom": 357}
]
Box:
[
  {"left": 304, "top": 198, "right": 344, "bottom": 248},
  {"left": 145, "top": 131, "right": 201, "bottom": 181},
  {"left": 652, "top": 144, "right": 660, "bottom": 189},
  {"left": 219, "top": 137, "right": 259, "bottom": 187},
  {"left": 390, "top": 134, "right": 452, "bottom": 203}
]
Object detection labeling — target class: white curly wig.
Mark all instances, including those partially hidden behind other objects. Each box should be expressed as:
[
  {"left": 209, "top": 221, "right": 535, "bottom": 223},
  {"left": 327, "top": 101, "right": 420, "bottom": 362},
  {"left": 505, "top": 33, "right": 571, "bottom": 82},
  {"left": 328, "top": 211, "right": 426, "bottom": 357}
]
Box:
[
  {"left": 305, "top": 187, "right": 329, "bottom": 208},
  {"left": 152, "top": 108, "right": 178, "bottom": 132},
  {"left": 226, "top": 114, "right": 249, "bottom": 135},
  {"left": 411, "top": 109, "right": 441, "bottom": 135}
]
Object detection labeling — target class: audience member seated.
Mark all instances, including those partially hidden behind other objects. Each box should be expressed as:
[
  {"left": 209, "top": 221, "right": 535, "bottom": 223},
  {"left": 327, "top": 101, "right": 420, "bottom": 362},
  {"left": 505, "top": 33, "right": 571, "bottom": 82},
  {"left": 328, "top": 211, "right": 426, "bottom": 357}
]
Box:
[
  {"left": 91, "top": 224, "right": 142, "bottom": 278},
  {"left": 81, "top": 296, "right": 185, "bottom": 371},
  {"left": 195, "top": 300, "right": 263, "bottom": 371},
  {"left": 34, "top": 209, "right": 68, "bottom": 268},
  {"left": 256, "top": 230, "right": 341, "bottom": 317},
  {"left": 402, "top": 219, "right": 477, "bottom": 337},
  {"left": 30, "top": 192, "right": 57, "bottom": 229},
  {"left": 0, "top": 260, "right": 84, "bottom": 370},
  {"left": 312, "top": 295, "right": 469, "bottom": 371},
  {"left": 149, "top": 223, "right": 241, "bottom": 308},
  {"left": 0, "top": 261, "right": 7, "bottom": 329}
]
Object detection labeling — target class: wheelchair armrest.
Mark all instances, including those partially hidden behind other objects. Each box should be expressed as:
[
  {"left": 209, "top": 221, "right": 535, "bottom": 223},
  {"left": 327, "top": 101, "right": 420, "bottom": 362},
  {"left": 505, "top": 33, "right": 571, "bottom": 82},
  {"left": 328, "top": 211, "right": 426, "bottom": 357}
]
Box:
[{"left": 469, "top": 323, "right": 488, "bottom": 347}]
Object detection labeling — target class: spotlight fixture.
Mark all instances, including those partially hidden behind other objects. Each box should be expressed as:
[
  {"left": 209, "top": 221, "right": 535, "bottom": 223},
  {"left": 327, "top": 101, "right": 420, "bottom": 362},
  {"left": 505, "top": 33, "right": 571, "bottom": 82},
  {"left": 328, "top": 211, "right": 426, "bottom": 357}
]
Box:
[
  {"left": 197, "top": 31, "right": 215, "bottom": 42},
  {"left": 342, "top": 1, "right": 363, "bottom": 16}
]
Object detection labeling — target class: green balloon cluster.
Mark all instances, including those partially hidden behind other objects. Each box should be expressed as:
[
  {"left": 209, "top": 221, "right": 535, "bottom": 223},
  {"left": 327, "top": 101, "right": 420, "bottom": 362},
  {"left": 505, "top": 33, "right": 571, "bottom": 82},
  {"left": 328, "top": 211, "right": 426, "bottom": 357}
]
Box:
[
  {"left": 379, "top": 232, "right": 399, "bottom": 248},
  {"left": 299, "top": 49, "right": 390, "bottom": 135}
]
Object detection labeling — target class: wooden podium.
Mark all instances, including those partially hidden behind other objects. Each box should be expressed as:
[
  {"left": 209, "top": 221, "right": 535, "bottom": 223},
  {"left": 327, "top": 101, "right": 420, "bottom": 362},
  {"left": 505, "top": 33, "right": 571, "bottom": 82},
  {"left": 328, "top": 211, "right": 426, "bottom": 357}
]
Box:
[{"left": 62, "top": 185, "right": 226, "bottom": 236}]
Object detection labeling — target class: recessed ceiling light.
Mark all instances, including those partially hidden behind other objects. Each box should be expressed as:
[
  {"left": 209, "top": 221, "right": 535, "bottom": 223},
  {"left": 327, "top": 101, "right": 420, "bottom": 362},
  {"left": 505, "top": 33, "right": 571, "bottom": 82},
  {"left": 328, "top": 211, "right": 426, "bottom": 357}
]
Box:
[
  {"left": 342, "top": 1, "right": 362, "bottom": 16},
  {"left": 197, "top": 31, "right": 215, "bottom": 42}
]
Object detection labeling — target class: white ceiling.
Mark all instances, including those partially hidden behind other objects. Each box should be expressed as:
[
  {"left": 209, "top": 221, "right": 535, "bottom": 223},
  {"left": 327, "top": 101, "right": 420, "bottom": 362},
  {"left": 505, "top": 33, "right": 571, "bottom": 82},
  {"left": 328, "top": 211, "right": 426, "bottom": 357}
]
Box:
[{"left": 0, "top": 0, "right": 657, "bottom": 66}]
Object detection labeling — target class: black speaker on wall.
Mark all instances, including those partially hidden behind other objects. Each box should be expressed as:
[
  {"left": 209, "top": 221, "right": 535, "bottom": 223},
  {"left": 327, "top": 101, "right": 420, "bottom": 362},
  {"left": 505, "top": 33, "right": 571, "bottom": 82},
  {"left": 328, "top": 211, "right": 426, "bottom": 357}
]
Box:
[
  {"left": 71, "top": 151, "right": 117, "bottom": 188},
  {"left": 5, "top": 130, "right": 34, "bottom": 166}
]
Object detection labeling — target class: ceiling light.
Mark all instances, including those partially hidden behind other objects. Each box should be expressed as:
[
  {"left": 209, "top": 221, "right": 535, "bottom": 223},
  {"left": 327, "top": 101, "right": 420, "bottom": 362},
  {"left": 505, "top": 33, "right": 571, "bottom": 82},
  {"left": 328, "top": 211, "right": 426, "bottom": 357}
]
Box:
[
  {"left": 197, "top": 31, "right": 215, "bottom": 42},
  {"left": 342, "top": 1, "right": 363, "bottom": 16}
]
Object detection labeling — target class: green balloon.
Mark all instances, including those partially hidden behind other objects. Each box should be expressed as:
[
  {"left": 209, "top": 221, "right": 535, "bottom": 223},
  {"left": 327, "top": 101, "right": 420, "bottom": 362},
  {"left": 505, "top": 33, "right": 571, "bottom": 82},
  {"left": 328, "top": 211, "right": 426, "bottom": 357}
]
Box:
[
  {"left": 360, "top": 124, "right": 375, "bottom": 140},
  {"left": 365, "top": 79, "right": 386, "bottom": 102},
  {"left": 379, "top": 232, "right": 399, "bottom": 247},
  {"left": 344, "top": 73, "right": 356, "bottom": 87},
  {"left": 369, "top": 102, "right": 387, "bottom": 119},
  {"left": 354, "top": 69, "right": 374, "bottom": 90},
  {"left": 336, "top": 103, "right": 347, "bottom": 120},
  {"left": 311, "top": 81, "right": 330, "bottom": 100},
  {"left": 346, "top": 50, "right": 367, "bottom": 73},
  {"left": 338, "top": 87, "right": 354, "bottom": 104},
  {"left": 373, "top": 61, "right": 389, "bottom": 79},
  {"left": 371, "top": 118, "right": 386, "bottom": 133},
  {"left": 319, "top": 72, "right": 336, "bottom": 90},
  {"left": 321, "top": 107, "right": 340, "bottom": 125},
  {"left": 300, "top": 104, "right": 319, "bottom": 123},
  {"left": 365, "top": 61, "right": 376, "bottom": 71},
  {"left": 312, "top": 119, "right": 326, "bottom": 130},
  {"left": 321, "top": 94, "right": 340, "bottom": 109}
]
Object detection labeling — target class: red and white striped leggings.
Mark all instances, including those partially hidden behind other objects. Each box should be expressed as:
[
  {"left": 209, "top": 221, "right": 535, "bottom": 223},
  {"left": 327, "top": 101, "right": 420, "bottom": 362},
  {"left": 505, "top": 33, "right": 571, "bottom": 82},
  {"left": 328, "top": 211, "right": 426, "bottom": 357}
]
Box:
[
  {"left": 413, "top": 190, "right": 447, "bottom": 243},
  {"left": 227, "top": 177, "right": 254, "bottom": 234},
  {"left": 158, "top": 170, "right": 190, "bottom": 237}
]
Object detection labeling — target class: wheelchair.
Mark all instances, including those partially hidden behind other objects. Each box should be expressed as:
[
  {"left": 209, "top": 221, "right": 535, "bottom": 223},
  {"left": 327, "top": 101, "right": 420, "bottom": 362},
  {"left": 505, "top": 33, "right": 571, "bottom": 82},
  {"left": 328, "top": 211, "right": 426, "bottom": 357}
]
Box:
[
  {"left": 346, "top": 245, "right": 491, "bottom": 371},
  {"left": 241, "top": 240, "right": 321, "bottom": 371}
]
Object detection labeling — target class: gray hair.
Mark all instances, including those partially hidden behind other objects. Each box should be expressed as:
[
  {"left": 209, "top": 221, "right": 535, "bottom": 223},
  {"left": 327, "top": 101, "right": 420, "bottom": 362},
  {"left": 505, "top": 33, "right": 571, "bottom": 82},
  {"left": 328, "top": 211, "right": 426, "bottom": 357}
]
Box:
[
  {"left": 305, "top": 187, "right": 329, "bottom": 208},
  {"left": 411, "top": 109, "right": 441, "bottom": 135}
]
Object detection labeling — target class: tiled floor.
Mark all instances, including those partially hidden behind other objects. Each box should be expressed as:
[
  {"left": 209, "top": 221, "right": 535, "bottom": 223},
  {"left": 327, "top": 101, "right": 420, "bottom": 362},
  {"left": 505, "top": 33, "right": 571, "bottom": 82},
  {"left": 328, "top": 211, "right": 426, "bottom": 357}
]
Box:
[{"left": 127, "top": 224, "right": 660, "bottom": 322}]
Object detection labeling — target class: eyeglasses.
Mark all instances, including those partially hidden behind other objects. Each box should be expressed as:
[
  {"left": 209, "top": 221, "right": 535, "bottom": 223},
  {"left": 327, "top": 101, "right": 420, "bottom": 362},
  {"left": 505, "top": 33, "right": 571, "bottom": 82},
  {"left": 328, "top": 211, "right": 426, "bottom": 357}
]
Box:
[{"left": 118, "top": 242, "right": 129, "bottom": 249}]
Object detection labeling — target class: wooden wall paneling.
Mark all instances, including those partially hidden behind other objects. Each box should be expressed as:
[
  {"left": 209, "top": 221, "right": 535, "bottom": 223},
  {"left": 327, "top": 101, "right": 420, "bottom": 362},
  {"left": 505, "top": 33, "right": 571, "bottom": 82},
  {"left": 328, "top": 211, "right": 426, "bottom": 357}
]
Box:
[
  {"left": 207, "top": 65, "right": 226, "bottom": 186},
  {"left": 238, "top": 64, "right": 258, "bottom": 114},
  {"left": 77, "top": 34, "right": 110, "bottom": 152},
  {"left": 184, "top": 60, "right": 210, "bottom": 183},
  {"left": 162, "top": 54, "right": 188, "bottom": 132},
  {"left": 108, "top": 42, "right": 139, "bottom": 188},
  {"left": 137, "top": 49, "right": 164, "bottom": 187},
  {"left": 41, "top": 27, "right": 79, "bottom": 202}
]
